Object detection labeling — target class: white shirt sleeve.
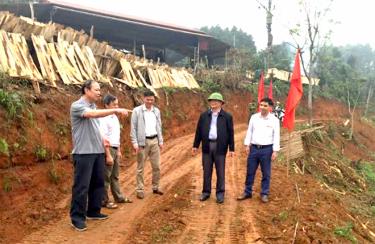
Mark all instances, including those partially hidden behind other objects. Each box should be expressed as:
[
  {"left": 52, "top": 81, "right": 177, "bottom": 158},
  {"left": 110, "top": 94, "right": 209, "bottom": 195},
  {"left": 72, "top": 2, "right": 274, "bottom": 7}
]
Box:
[
  {"left": 99, "top": 117, "right": 110, "bottom": 141},
  {"left": 244, "top": 116, "right": 253, "bottom": 146},
  {"left": 272, "top": 117, "right": 280, "bottom": 151}
]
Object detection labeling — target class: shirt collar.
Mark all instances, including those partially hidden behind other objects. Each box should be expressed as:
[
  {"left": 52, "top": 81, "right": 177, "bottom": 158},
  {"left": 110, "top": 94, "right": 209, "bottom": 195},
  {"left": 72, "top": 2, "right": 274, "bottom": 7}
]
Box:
[
  {"left": 258, "top": 112, "right": 271, "bottom": 119},
  {"left": 80, "top": 97, "right": 96, "bottom": 109},
  {"left": 209, "top": 108, "right": 221, "bottom": 116},
  {"left": 142, "top": 104, "right": 154, "bottom": 112}
]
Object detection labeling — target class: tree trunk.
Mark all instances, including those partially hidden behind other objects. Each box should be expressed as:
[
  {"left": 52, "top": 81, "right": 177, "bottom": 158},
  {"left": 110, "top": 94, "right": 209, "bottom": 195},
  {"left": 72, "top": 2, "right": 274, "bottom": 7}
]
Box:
[
  {"left": 308, "top": 44, "right": 314, "bottom": 126},
  {"left": 364, "top": 83, "right": 373, "bottom": 117},
  {"left": 266, "top": 0, "right": 273, "bottom": 72},
  {"left": 349, "top": 111, "right": 354, "bottom": 140}
]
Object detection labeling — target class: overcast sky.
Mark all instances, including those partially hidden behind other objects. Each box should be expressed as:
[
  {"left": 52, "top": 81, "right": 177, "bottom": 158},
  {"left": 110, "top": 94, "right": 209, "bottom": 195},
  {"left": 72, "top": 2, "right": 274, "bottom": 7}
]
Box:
[{"left": 59, "top": 0, "right": 374, "bottom": 50}]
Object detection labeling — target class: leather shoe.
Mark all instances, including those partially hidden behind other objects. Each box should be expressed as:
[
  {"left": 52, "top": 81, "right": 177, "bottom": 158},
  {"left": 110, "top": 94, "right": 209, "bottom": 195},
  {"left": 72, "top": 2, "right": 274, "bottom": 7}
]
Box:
[
  {"left": 237, "top": 193, "right": 252, "bottom": 201},
  {"left": 199, "top": 194, "right": 210, "bottom": 201},
  {"left": 136, "top": 192, "right": 144, "bottom": 199},
  {"left": 216, "top": 198, "right": 224, "bottom": 204},
  {"left": 261, "top": 195, "right": 269, "bottom": 203},
  {"left": 153, "top": 189, "right": 164, "bottom": 195}
]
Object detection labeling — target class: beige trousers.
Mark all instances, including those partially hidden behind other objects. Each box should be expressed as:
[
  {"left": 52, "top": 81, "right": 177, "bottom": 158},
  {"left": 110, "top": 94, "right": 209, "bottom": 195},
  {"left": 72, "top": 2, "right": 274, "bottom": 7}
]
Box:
[{"left": 136, "top": 138, "right": 160, "bottom": 193}]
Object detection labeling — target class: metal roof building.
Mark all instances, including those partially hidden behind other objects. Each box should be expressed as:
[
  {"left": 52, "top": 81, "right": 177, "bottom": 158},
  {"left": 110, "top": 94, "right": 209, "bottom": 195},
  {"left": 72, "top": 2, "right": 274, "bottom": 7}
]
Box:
[{"left": 0, "top": 0, "right": 229, "bottom": 66}]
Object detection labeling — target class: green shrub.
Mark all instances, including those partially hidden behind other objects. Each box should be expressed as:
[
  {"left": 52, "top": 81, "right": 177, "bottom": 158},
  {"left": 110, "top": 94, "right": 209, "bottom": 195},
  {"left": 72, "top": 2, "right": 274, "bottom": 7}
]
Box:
[
  {"left": 242, "top": 83, "right": 258, "bottom": 94},
  {"left": 200, "top": 78, "right": 223, "bottom": 93},
  {"left": 327, "top": 122, "right": 337, "bottom": 139},
  {"left": 48, "top": 160, "right": 61, "bottom": 185},
  {"left": 359, "top": 162, "right": 375, "bottom": 191},
  {"left": 35, "top": 145, "right": 48, "bottom": 162},
  {"left": 0, "top": 89, "right": 25, "bottom": 119},
  {"left": 2, "top": 176, "right": 12, "bottom": 192},
  {"left": 54, "top": 123, "right": 69, "bottom": 137},
  {"left": 0, "top": 138, "right": 9, "bottom": 156}
]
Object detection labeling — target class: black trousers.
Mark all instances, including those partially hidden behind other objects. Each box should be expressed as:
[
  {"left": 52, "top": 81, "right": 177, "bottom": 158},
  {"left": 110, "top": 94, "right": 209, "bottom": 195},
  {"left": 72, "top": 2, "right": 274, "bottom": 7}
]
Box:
[
  {"left": 202, "top": 141, "right": 226, "bottom": 198},
  {"left": 70, "top": 153, "right": 105, "bottom": 224}
]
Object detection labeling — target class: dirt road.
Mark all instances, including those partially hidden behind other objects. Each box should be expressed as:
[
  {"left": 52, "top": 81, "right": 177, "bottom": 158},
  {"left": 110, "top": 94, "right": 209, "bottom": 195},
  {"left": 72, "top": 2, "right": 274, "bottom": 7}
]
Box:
[{"left": 22, "top": 124, "right": 263, "bottom": 243}]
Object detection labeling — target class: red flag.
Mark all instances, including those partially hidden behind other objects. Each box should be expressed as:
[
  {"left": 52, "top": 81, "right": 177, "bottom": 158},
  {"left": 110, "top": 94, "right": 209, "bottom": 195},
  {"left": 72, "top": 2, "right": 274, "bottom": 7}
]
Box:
[
  {"left": 283, "top": 49, "right": 303, "bottom": 132},
  {"left": 268, "top": 79, "right": 273, "bottom": 100},
  {"left": 257, "top": 71, "right": 265, "bottom": 112}
]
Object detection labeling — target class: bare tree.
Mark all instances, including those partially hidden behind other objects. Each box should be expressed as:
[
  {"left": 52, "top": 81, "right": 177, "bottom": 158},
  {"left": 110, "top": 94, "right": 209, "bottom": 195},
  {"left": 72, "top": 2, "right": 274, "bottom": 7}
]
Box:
[
  {"left": 364, "top": 82, "right": 374, "bottom": 117},
  {"left": 347, "top": 85, "right": 361, "bottom": 140},
  {"left": 364, "top": 61, "right": 375, "bottom": 117},
  {"left": 290, "top": 0, "right": 334, "bottom": 126}
]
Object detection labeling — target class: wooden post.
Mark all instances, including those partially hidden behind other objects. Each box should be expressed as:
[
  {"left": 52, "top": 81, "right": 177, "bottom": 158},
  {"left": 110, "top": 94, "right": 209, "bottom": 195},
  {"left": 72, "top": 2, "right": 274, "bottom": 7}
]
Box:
[
  {"left": 90, "top": 25, "right": 94, "bottom": 38},
  {"left": 225, "top": 49, "right": 228, "bottom": 70},
  {"left": 287, "top": 131, "right": 291, "bottom": 177},
  {"left": 29, "top": 1, "right": 35, "bottom": 21},
  {"left": 197, "top": 41, "right": 200, "bottom": 66},
  {"left": 142, "top": 44, "right": 146, "bottom": 59},
  {"left": 133, "top": 39, "right": 136, "bottom": 56}
]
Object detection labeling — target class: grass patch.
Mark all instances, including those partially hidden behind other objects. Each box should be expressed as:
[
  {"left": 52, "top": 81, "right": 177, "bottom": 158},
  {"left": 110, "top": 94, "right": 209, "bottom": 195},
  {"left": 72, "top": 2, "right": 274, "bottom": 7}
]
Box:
[
  {"left": 358, "top": 162, "right": 375, "bottom": 198},
  {"left": 334, "top": 222, "right": 357, "bottom": 243},
  {"left": 151, "top": 224, "right": 175, "bottom": 243},
  {"left": 48, "top": 159, "right": 61, "bottom": 185}
]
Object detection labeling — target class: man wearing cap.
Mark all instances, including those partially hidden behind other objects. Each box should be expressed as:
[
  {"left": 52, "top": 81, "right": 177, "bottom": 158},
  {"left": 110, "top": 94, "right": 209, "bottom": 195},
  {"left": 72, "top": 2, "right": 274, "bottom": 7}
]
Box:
[
  {"left": 192, "top": 92, "right": 235, "bottom": 204},
  {"left": 237, "top": 97, "right": 280, "bottom": 203}
]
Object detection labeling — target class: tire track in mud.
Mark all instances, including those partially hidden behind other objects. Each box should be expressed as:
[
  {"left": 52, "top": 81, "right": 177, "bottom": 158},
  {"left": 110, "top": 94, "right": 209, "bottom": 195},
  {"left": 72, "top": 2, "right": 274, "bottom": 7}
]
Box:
[{"left": 176, "top": 128, "right": 263, "bottom": 244}]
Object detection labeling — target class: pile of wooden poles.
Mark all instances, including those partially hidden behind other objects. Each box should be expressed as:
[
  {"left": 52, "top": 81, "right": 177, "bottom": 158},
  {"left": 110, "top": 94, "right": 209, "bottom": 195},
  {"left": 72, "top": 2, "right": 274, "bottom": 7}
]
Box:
[{"left": 0, "top": 11, "right": 200, "bottom": 91}]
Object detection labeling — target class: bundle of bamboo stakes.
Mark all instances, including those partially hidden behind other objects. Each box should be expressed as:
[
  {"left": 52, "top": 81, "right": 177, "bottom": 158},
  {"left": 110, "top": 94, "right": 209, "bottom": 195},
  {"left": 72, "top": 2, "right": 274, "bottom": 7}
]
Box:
[
  {"left": 0, "top": 11, "right": 200, "bottom": 90},
  {"left": 280, "top": 125, "right": 326, "bottom": 160},
  {"left": 280, "top": 132, "right": 304, "bottom": 160}
]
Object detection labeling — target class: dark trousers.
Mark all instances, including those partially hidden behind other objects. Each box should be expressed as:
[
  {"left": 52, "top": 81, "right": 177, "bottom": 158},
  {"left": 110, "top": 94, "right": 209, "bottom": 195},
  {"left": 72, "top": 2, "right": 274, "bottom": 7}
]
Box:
[
  {"left": 70, "top": 153, "right": 105, "bottom": 224},
  {"left": 202, "top": 141, "right": 226, "bottom": 199},
  {"left": 244, "top": 145, "right": 272, "bottom": 196}
]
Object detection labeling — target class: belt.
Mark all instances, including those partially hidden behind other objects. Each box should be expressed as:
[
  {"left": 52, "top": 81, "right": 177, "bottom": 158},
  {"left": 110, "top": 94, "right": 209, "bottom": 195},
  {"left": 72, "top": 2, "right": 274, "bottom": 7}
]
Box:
[
  {"left": 111, "top": 146, "right": 118, "bottom": 150},
  {"left": 146, "top": 135, "right": 157, "bottom": 139},
  {"left": 252, "top": 144, "right": 272, "bottom": 149},
  {"left": 209, "top": 139, "right": 217, "bottom": 142}
]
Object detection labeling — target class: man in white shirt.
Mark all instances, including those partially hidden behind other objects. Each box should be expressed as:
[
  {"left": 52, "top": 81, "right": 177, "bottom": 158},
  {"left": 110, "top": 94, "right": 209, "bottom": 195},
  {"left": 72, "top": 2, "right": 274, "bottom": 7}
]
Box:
[
  {"left": 237, "top": 97, "right": 280, "bottom": 203},
  {"left": 100, "top": 94, "right": 132, "bottom": 209},
  {"left": 130, "top": 90, "right": 164, "bottom": 199}
]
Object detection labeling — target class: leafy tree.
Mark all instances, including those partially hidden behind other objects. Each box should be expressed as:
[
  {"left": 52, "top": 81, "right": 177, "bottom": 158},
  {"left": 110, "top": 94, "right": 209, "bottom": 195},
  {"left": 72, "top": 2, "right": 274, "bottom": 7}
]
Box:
[
  {"left": 201, "top": 25, "right": 257, "bottom": 53},
  {"left": 200, "top": 26, "right": 258, "bottom": 72},
  {"left": 255, "top": 42, "right": 293, "bottom": 71},
  {"left": 316, "top": 45, "right": 371, "bottom": 139}
]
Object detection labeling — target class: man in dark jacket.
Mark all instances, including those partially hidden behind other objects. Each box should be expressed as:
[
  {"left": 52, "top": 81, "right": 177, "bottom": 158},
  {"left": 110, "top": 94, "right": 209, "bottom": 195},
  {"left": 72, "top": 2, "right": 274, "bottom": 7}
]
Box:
[{"left": 192, "top": 92, "right": 235, "bottom": 204}]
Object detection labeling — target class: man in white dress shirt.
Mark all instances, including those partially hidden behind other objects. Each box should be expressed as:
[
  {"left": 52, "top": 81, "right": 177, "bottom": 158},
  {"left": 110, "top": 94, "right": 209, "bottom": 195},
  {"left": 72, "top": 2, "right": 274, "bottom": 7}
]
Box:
[
  {"left": 100, "top": 94, "right": 132, "bottom": 208},
  {"left": 237, "top": 97, "right": 280, "bottom": 203}
]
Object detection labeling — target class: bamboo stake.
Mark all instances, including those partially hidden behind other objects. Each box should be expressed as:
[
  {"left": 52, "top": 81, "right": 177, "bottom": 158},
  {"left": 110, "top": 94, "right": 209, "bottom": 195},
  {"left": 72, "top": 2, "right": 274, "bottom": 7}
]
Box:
[
  {"left": 292, "top": 221, "right": 299, "bottom": 244},
  {"left": 295, "top": 183, "right": 300, "bottom": 204}
]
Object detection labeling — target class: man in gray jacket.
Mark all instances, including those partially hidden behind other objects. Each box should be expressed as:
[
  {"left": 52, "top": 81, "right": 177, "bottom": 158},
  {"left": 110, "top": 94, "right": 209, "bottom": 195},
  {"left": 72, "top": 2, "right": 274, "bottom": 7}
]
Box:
[{"left": 130, "top": 90, "right": 164, "bottom": 199}]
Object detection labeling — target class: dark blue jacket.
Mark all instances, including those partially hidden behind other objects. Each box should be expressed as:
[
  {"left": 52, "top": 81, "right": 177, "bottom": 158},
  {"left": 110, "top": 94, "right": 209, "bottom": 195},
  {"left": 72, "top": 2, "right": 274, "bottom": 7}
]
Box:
[{"left": 193, "top": 109, "right": 235, "bottom": 155}]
